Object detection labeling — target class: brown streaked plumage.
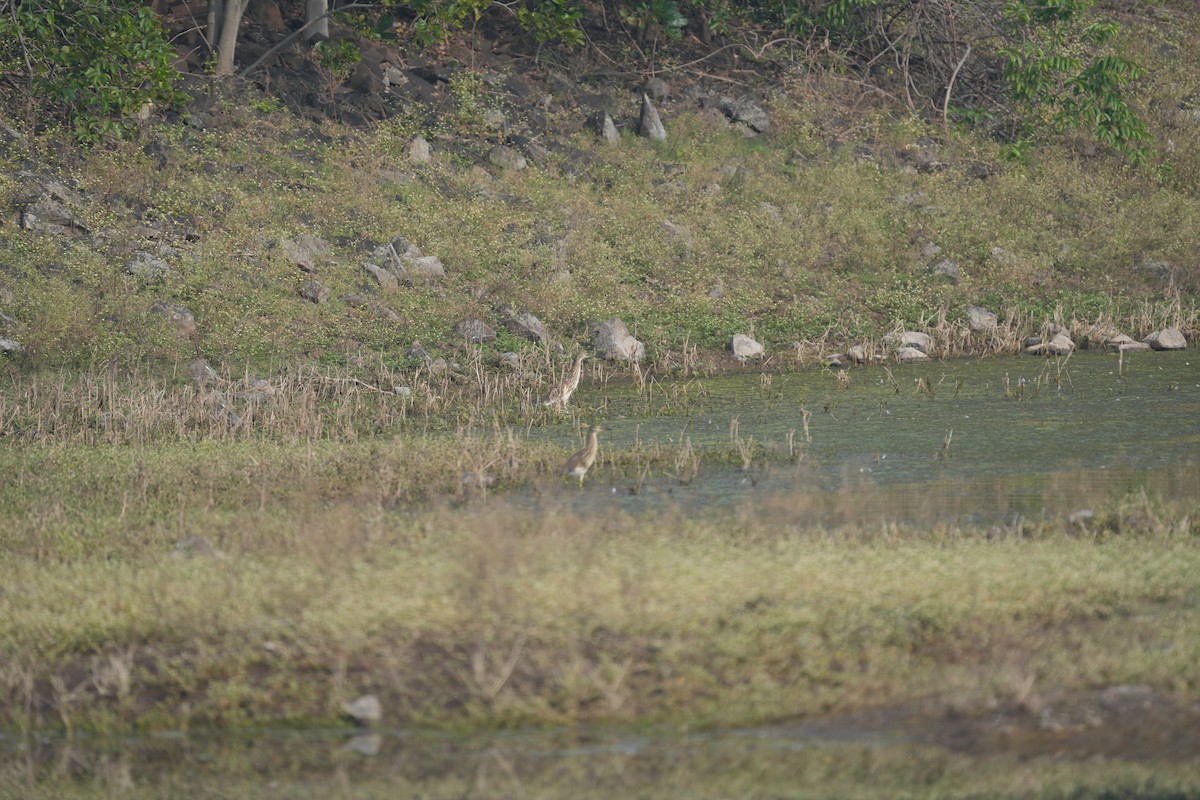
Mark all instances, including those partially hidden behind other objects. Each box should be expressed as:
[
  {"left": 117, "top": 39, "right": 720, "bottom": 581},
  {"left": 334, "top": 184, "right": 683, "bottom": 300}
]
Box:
[
  {"left": 563, "top": 424, "right": 602, "bottom": 487},
  {"left": 543, "top": 351, "right": 587, "bottom": 409}
]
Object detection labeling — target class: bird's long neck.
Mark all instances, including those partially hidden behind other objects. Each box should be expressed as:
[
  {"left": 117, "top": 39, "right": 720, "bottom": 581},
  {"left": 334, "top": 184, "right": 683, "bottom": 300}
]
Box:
[
  {"left": 571, "top": 355, "right": 584, "bottom": 381},
  {"left": 586, "top": 429, "right": 599, "bottom": 456}
]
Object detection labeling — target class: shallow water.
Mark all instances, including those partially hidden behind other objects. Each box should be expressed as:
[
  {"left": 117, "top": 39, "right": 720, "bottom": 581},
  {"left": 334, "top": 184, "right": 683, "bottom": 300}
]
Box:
[
  {"left": 5, "top": 707, "right": 1200, "bottom": 800},
  {"left": 527, "top": 351, "right": 1200, "bottom": 526}
]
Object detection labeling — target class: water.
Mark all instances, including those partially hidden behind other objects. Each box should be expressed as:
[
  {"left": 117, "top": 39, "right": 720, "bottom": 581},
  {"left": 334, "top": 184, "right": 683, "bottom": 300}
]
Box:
[{"left": 527, "top": 351, "right": 1200, "bottom": 527}]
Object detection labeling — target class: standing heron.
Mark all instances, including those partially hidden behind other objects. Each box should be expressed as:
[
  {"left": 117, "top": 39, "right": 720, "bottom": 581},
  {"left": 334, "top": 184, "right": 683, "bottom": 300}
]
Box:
[
  {"left": 543, "top": 351, "right": 587, "bottom": 409},
  {"left": 563, "top": 423, "right": 602, "bottom": 487}
]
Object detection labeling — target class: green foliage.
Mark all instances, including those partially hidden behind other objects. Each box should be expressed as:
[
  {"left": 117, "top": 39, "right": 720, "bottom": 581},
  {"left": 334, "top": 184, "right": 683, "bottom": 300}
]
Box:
[
  {"left": 999, "top": 0, "right": 1150, "bottom": 162},
  {"left": 312, "top": 39, "right": 362, "bottom": 82},
  {"left": 516, "top": 0, "right": 584, "bottom": 46},
  {"left": 0, "top": 0, "right": 181, "bottom": 142}
]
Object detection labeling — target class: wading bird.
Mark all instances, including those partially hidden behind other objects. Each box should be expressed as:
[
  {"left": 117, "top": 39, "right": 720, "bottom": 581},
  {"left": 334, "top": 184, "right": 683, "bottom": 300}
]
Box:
[
  {"left": 543, "top": 351, "right": 587, "bottom": 409},
  {"left": 563, "top": 423, "right": 602, "bottom": 487}
]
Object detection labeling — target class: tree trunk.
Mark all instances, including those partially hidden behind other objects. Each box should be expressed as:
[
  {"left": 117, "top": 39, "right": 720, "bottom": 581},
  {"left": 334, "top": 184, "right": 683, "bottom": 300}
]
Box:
[
  {"left": 207, "top": 0, "right": 223, "bottom": 58},
  {"left": 215, "top": 0, "right": 248, "bottom": 76},
  {"left": 306, "top": 0, "right": 329, "bottom": 43}
]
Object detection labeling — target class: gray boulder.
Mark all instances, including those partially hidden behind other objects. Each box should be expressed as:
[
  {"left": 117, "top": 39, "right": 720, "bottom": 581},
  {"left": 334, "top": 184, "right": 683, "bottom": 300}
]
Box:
[
  {"left": 0, "top": 338, "right": 21, "bottom": 354},
  {"left": 456, "top": 318, "right": 496, "bottom": 344},
  {"left": 731, "top": 333, "right": 764, "bottom": 362},
  {"left": 126, "top": 251, "right": 174, "bottom": 281},
  {"left": 364, "top": 262, "right": 399, "bottom": 292},
  {"left": 593, "top": 318, "right": 645, "bottom": 362},
  {"left": 639, "top": 94, "right": 667, "bottom": 142},
  {"left": 503, "top": 308, "right": 551, "bottom": 343},
  {"left": 643, "top": 77, "right": 670, "bottom": 100},
  {"left": 188, "top": 358, "right": 219, "bottom": 386},
  {"left": 18, "top": 181, "right": 89, "bottom": 237},
  {"left": 1025, "top": 332, "right": 1075, "bottom": 356},
  {"left": 700, "top": 95, "right": 770, "bottom": 133},
  {"left": 590, "top": 111, "right": 620, "bottom": 144},
  {"left": 885, "top": 331, "right": 933, "bottom": 354},
  {"left": 896, "top": 346, "right": 929, "bottom": 363},
  {"left": 281, "top": 235, "right": 330, "bottom": 272},
  {"left": 966, "top": 305, "right": 998, "bottom": 333},
  {"left": 1144, "top": 327, "right": 1187, "bottom": 351},
  {"left": 342, "top": 694, "right": 382, "bottom": 726},
  {"left": 1105, "top": 334, "right": 1152, "bottom": 353}
]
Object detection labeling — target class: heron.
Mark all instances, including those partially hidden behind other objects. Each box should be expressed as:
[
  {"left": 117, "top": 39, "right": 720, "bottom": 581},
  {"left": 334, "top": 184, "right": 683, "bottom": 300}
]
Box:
[
  {"left": 563, "top": 423, "right": 602, "bottom": 487},
  {"left": 543, "top": 351, "right": 587, "bottom": 410}
]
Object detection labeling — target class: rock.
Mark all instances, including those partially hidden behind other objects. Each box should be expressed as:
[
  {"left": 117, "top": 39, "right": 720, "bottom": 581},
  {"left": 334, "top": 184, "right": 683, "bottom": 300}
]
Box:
[
  {"left": 405, "top": 255, "right": 446, "bottom": 280},
  {"left": 590, "top": 111, "right": 620, "bottom": 144},
  {"left": 407, "top": 341, "right": 433, "bottom": 363},
  {"left": 885, "top": 331, "right": 933, "bottom": 354},
  {"left": 126, "top": 251, "right": 174, "bottom": 281},
  {"left": 846, "top": 345, "right": 867, "bottom": 364},
  {"left": 1144, "top": 327, "right": 1187, "bottom": 351},
  {"left": 456, "top": 318, "right": 496, "bottom": 343},
  {"left": 174, "top": 535, "right": 224, "bottom": 559},
  {"left": 299, "top": 280, "right": 330, "bottom": 304},
  {"left": 18, "top": 187, "right": 89, "bottom": 237},
  {"left": 392, "top": 385, "right": 412, "bottom": 397},
  {"left": 188, "top": 359, "right": 219, "bottom": 385},
  {"left": 364, "top": 262, "right": 399, "bottom": 292},
  {"left": 1105, "top": 334, "right": 1152, "bottom": 353},
  {"left": 370, "top": 237, "right": 446, "bottom": 281},
  {"left": 708, "top": 284, "right": 724, "bottom": 301},
  {"left": 281, "top": 234, "right": 330, "bottom": 272},
  {"left": 1025, "top": 332, "right": 1075, "bottom": 356},
  {"left": 966, "top": 305, "right": 998, "bottom": 333},
  {"left": 929, "top": 258, "right": 959, "bottom": 283},
  {"left": 408, "top": 134, "right": 431, "bottom": 163},
  {"left": 896, "top": 346, "right": 929, "bottom": 363},
  {"left": 639, "top": 93, "right": 667, "bottom": 142},
  {"left": 593, "top": 318, "right": 645, "bottom": 363},
  {"left": 920, "top": 241, "right": 942, "bottom": 259},
  {"left": 488, "top": 145, "right": 527, "bottom": 171},
  {"left": 0, "top": 338, "right": 21, "bottom": 354},
  {"left": 757, "top": 202, "right": 783, "bottom": 225},
  {"left": 342, "top": 694, "right": 382, "bottom": 726},
  {"left": 731, "top": 333, "right": 764, "bottom": 362},
  {"left": 643, "top": 77, "right": 670, "bottom": 100},
  {"left": 503, "top": 308, "right": 551, "bottom": 343},
  {"left": 699, "top": 95, "right": 770, "bottom": 133},
  {"left": 150, "top": 302, "right": 196, "bottom": 339},
  {"left": 990, "top": 246, "right": 1019, "bottom": 268},
  {"left": 660, "top": 220, "right": 692, "bottom": 256},
  {"left": 824, "top": 354, "right": 844, "bottom": 368}
]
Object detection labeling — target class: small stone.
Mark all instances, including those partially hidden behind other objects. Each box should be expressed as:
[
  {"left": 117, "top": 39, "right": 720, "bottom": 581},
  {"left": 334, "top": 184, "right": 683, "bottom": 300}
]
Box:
[
  {"left": 639, "top": 94, "right": 667, "bottom": 142},
  {"left": 488, "top": 145, "right": 527, "bottom": 171},
  {"left": 126, "top": 251, "right": 174, "bottom": 281},
  {"left": 0, "top": 338, "right": 22, "bottom": 354},
  {"left": 590, "top": 111, "right": 620, "bottom": 144},
  {"left": 990, "top": 246, "right": 1019, "bottom": 267},
  {"left": 1143, "top": 327, "right": 1187, "bottom": 351},
  {"left": 731, "top": 333, "right": 764, "bottom": 362},
  {"left": 929, "top": 258, "right": 959, "bottom": 283},
  {"left": 342, "top": 694, "right": 382, "bottom": 725},
  {"left": 708, "top": 284, "right": 724, "bottom": 301},
  {"left": 920, "top": 241, "right": 942, "bottom": 259},
  {"left": 150, "top": 301, "right": 196, "bottom": 339},
  {"left": 392, "top": 385, "right": 412, "bottom": 397},
  {"left": 299, "top": 280, "right": 330, "bottom": 304},
  {"left": 846, "top": 345, "right": 868, "bottom": 364},
  {"left": 408, "top": 134, "right": 431, "bottom": 163}
]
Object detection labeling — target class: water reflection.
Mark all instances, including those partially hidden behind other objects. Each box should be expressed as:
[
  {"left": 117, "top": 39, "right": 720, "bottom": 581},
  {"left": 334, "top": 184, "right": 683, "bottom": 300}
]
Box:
[{"left": 4, "top": 717, "right": 1200, "bottom": 800}]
